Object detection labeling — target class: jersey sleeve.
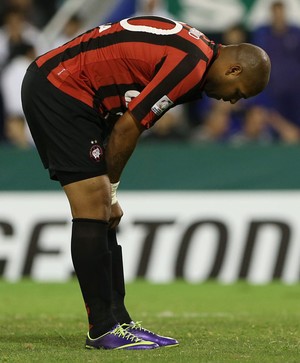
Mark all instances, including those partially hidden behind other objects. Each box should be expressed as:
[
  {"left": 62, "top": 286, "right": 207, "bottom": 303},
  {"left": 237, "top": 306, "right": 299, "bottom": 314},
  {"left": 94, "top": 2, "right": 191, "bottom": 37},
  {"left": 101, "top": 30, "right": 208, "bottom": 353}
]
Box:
[{"left": 127, "top": 54, "right": 208, "bottom": 129}]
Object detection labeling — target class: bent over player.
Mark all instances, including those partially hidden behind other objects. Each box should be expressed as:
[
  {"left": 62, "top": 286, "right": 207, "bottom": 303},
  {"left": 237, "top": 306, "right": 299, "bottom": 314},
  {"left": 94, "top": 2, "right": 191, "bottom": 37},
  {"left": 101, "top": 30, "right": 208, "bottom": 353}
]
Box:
[{"left": 21, "top": 16, "right": 270, "bottom": 350}]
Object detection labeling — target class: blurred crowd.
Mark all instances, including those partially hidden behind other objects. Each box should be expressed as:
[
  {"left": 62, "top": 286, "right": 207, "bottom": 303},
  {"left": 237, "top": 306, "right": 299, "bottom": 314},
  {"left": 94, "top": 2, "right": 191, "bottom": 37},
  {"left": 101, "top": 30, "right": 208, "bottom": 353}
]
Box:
[
  {"left": 0, "top": 0, "right": 300, "bottom": 148},
  {"left": 0, "top": 0, "right": 83, "bottom": 148}
]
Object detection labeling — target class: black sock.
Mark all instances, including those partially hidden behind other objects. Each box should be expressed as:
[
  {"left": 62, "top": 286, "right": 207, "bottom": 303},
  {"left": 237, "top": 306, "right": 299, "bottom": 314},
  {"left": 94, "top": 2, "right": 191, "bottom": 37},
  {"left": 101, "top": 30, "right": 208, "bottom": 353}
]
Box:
[
  {"left": 108, "top": 228, "right": 132, "bottom": 324},
  {"left": 71, "top": 218, "right": 117, "bottom": 337}
]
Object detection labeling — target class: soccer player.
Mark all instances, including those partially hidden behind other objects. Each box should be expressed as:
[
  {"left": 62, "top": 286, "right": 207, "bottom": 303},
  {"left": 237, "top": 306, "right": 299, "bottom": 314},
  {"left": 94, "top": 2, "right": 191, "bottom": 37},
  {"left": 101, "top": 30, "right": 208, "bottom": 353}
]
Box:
[{"left": 21, "top": 16, "right": 270, "bottom": 350}]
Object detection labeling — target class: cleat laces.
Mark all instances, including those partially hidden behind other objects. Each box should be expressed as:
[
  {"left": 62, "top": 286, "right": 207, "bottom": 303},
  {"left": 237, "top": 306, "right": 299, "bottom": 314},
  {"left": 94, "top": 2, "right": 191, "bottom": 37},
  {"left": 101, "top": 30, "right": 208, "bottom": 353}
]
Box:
[
  {"left": 127, "top": 321, "right": 154, "bottom": 335},
  {"left": 113, "top": 324, "right": 142, "bottom": 343}
]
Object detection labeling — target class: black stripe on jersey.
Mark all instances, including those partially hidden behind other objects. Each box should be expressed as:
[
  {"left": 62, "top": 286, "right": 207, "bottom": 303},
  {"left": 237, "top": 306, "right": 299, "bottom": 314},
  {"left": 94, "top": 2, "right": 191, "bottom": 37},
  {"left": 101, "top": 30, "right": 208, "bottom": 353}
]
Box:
[
  {"left": 132, "top": 53, "right": 200, "bottom": 121},
  {"left": 96, "top": 82, "right": 144, "bottom": 98},
  {"left": 39, "top": 29, "right": 210, "bottom": 75},
  {"left": 176, "top": 46, "right": 219, "bottom": 104},
  {"left": 35, "top": 26, "right": 96, "bottom": 63},
  {"left": 154, "top": 56, "right": 167, "bottom": 76},
  {"left": 92, "top": 82, "right": 145, "bottom": 110}
]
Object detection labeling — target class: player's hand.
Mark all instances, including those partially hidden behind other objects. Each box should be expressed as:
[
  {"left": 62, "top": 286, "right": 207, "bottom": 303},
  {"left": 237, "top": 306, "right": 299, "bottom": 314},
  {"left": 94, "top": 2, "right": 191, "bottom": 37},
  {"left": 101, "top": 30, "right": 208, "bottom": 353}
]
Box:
[{"left": 109, "top": 201, "right": 123, "bottom": 229}]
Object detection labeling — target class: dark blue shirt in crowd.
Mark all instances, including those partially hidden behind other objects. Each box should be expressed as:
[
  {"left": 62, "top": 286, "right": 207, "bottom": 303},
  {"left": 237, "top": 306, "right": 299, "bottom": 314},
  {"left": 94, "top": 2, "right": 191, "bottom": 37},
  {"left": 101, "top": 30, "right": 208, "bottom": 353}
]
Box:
[{"left": 251, "top": 24, "right": 300, "bottom": 127}]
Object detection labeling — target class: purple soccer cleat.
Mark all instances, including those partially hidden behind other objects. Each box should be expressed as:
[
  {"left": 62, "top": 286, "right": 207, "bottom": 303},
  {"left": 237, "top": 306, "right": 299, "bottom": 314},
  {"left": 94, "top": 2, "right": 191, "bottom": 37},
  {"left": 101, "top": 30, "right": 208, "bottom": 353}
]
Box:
[
  {"left": 125, "top": 321, "right": 179, "bottom": 347},
  {"left": 85, "top": 323, "right": 159, "bottom": 350}
]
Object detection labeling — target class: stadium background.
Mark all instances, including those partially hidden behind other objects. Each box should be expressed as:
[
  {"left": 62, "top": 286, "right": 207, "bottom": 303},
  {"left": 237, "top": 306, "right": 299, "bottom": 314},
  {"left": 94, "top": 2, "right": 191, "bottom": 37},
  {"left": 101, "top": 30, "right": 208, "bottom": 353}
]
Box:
[{"left": 1, "top": 0, "right": 300, "bottom": 285}]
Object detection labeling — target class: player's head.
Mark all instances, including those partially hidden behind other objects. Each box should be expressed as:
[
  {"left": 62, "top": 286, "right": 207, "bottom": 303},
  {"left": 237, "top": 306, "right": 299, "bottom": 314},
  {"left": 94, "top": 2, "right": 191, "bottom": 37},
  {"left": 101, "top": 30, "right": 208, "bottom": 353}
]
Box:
[{"left": 203, "top": 43, "right": 271, "bottom": 104}]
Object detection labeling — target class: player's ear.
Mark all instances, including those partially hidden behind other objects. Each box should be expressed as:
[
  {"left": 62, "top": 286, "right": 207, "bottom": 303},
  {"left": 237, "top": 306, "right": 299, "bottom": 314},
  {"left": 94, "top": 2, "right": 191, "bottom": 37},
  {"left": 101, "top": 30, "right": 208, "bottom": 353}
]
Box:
[{"left": 225, "top": 64, "right": 242, "bottom": 76}]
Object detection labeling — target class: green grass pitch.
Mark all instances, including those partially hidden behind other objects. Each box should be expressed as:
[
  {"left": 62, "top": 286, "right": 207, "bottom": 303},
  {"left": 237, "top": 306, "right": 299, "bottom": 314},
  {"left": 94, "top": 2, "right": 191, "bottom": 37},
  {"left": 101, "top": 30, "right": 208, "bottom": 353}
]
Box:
[{"left": 0, "top": 280, "right": 299, "bottom": 362}]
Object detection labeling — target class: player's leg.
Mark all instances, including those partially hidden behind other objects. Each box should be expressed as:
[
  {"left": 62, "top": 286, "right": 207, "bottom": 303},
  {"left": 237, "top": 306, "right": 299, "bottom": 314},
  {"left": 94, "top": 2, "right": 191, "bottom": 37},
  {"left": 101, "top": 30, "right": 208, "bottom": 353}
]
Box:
[
  {"left": 108, "top": 228, "right": 132, "bottom": 323},
  {"left": 61, "top": 174, "right": 158, "bottom": 350},
  {"left": 63, "top": 175, "right": 115, "bottom": 337},
  {"left": 108, "top": 228, "right": 179, "bottom": 347}
]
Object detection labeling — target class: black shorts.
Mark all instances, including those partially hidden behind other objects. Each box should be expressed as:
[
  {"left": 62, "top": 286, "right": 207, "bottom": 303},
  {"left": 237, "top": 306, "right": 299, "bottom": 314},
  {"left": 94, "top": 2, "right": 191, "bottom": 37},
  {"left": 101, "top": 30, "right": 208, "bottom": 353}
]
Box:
[{"left": 21, "top": 62, "right": 108, "bottom": 182}]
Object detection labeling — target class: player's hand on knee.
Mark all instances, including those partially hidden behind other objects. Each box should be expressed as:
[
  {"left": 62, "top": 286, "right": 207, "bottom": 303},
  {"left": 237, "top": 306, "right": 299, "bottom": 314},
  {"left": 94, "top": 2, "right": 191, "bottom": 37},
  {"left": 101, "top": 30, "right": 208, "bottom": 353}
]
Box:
[{"left": 109, "top": 202, "right": 123, "bottom": 229}]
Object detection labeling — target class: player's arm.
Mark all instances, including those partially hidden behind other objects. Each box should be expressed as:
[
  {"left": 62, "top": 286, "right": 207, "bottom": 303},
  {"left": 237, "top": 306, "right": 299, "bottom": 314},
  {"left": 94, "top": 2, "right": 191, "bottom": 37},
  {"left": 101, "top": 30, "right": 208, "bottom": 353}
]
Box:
[
  {"left": 105, "top": 111, "right": 144, "bottom": 228},
  {"left": 106, "top": 110, "right": 145, "bottom": 183}
]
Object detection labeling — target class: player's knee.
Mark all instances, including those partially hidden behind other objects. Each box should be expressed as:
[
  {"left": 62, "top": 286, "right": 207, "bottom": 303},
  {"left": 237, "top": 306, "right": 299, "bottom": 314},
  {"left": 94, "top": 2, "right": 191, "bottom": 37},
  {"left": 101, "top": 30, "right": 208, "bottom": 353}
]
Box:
[{"left": 64, "top": 175, "right": 111, "bottom": 219}]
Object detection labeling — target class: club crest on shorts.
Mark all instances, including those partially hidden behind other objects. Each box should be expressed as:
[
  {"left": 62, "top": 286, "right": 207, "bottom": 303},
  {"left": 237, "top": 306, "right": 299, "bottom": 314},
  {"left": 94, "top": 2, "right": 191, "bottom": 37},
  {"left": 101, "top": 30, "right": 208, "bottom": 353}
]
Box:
[
  {"left": 89, "top": 140, "right": 103, "bottom": 162},
  {"left": 151, "top": 95, "right": 174, "bottom": 116}
]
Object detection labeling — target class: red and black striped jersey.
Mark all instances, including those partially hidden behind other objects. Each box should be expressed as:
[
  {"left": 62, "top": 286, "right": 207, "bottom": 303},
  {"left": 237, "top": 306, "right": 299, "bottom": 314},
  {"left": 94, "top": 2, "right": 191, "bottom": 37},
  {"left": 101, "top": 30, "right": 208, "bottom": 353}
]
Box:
[{"left": 36, "top": 16, "right": 220, "bottom": 129}]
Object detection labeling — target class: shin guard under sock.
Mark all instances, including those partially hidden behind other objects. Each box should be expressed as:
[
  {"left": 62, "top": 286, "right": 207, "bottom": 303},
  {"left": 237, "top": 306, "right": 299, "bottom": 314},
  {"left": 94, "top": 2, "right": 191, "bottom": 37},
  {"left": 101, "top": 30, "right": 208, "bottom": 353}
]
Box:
[
  {"left": 71, "top": 218, "right": 117, "bottom": 337},
  {"left": 107, "top": 228, "right": 132, "bottom": 324}
]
